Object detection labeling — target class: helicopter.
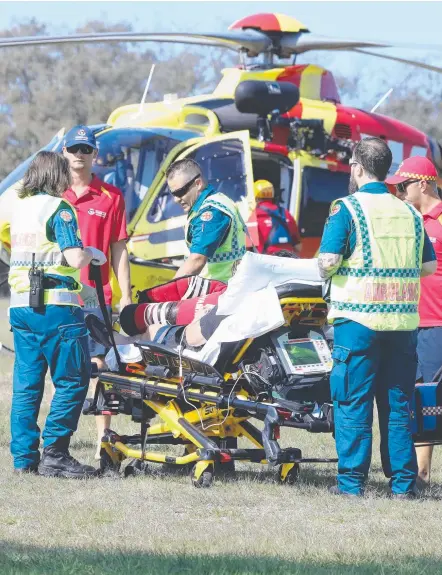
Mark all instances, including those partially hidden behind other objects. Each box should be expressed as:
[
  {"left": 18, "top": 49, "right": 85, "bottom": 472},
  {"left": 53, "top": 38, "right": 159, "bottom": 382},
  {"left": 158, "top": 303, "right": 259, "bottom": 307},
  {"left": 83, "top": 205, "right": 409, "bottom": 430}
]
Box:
[{"left": 1, "top": 12, "right": 442, "bottom": 306}]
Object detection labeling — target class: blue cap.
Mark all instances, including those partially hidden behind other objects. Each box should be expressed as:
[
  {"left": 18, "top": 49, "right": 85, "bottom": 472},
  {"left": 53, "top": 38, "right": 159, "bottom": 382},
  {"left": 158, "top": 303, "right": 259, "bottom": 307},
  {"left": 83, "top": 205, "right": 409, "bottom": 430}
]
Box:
[{"left": 64, "top": 125, "right": 97, "bottom": 149}]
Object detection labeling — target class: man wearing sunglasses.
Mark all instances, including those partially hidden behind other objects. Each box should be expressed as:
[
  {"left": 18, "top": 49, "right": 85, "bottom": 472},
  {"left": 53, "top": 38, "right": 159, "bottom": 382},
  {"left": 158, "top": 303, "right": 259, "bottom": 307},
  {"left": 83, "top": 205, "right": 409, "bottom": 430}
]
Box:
[
  {"left": 386, "top": 156, "right": 442, "bottom": 487},
  {"left": 62, "top": 125, "right": 131, "bottom": 460},
  {"left": 318, "top": 137, "right": 436, "bottom": 499},
  {"left": 166, "top": 158, "right": 246, "bottom": 282}
]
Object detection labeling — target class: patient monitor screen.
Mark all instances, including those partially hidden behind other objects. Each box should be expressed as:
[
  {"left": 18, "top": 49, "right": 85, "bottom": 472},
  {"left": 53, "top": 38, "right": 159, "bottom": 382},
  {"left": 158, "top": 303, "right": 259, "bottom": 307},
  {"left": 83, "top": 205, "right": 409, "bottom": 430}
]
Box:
[{"left": 283, "top": 340, "right": 323, "bottom": 366}]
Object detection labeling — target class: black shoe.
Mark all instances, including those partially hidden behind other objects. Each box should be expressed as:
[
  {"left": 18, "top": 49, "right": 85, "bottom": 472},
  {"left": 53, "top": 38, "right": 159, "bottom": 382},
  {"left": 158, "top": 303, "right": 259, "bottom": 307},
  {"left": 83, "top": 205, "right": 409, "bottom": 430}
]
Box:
[
  {"left": 13, "top": 466, "right": 38, "bottom": 475},
  {"left": 328, "top": 485, "right": 364, "bottom": 498},
  {"left": 38, "top": 447, "right": 98, "bottom": 479},
  {"left": 390, "top": 491, "right": 418, "bottom": 500}
]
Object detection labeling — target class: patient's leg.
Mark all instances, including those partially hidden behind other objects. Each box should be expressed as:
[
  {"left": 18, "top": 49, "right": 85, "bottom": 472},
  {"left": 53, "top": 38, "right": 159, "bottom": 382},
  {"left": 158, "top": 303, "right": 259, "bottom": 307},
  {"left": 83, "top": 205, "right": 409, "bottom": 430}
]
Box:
[{"left": 184, "top": 306, "right": 227, "bottom": 347}]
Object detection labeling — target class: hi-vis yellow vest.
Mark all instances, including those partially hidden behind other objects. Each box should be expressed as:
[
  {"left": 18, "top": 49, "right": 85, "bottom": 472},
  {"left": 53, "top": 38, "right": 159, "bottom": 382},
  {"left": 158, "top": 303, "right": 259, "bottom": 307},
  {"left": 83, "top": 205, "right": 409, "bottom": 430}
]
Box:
[
  {"left": 185, "top": 191, "right": 246, "bottom": 283},
  {"left": 328, "top": 191, "right": 424, "bottom": 331},
  {"left": 8, "top": 194, "right": 82, "bottom": 308}
]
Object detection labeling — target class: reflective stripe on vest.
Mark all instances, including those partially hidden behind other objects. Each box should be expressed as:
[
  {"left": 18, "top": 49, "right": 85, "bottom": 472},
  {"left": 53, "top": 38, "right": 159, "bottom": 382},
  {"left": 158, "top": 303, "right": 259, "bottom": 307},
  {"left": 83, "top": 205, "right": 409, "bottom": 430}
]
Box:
[
  {"left": 10, "top": 290, "right": 80, "bottom": 308},
  {"left": 328, "top": 192, "right": 424, "bottom": 331},
  {"left": 185, "top": 192, "right": 246, "bottom": 282},
  {"left": 8, "top": 194, "right": 82, "bottom": 307}
]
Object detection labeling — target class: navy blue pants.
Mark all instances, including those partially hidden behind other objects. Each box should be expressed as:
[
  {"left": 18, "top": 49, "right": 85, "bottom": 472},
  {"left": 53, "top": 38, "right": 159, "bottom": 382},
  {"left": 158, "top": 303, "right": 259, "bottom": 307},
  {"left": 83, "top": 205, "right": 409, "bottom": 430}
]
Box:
[
  {"left": 331, "top": 320, "right": 418, "bottom": 495},
  {"left": 9, "top": 305, "right": 91, "bottom": 469}
]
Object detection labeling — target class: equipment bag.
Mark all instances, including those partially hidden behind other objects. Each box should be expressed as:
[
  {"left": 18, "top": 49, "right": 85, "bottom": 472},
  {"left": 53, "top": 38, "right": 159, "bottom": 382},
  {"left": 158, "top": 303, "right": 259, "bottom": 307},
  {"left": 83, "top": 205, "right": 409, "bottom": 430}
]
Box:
[{"left": 410, "top": 382, "right": 442, "bottom": 441}]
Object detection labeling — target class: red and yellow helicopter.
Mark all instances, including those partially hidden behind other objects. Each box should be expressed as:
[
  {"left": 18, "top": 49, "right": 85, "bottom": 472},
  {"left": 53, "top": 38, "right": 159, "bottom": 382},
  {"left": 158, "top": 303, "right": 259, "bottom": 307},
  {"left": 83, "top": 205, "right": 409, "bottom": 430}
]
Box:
[{"left": 1, "top": 12, "right": 441, "bottom": 303}]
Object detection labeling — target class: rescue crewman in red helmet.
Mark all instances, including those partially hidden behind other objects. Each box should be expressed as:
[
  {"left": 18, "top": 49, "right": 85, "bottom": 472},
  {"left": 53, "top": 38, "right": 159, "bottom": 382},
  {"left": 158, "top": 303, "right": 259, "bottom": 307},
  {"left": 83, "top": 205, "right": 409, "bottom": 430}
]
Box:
[
  {"left": 386, "top": 155, "right": 442, "bottom": 487},
  {"left": 252, "top": 180, "right": 302, "bottom": 255}
]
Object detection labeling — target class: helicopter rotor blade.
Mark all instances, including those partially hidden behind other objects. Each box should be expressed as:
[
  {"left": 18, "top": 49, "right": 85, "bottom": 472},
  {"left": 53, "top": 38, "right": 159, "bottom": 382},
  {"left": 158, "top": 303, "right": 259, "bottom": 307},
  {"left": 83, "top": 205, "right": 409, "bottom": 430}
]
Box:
[
  {"left": 353, "top": 48, "right": 442, "bottom": 75},
  {"left": 0, "top": 29, "right": 272, "bottom": 55},
  {"left": 281, "top": 38, "right": 390, "bottom": 55}
]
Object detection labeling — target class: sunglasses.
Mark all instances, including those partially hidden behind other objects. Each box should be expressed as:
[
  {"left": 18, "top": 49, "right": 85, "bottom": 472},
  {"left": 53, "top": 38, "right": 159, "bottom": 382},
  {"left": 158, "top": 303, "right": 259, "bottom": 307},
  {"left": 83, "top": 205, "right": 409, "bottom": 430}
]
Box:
[
  {"left": 66, "top": 144, "right": 94, "bottom": 155},
  {"left": 168, "top": 174, "right": 200, "bottom": 199},
  {"left": 396, "top": 179, "right": 420, "bottom": 195}
]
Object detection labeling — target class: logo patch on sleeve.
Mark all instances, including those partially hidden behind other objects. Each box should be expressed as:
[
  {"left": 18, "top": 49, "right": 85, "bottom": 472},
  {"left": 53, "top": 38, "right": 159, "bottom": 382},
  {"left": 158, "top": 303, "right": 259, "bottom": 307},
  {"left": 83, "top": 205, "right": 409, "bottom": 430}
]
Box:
[
  {"left": 59, "top": 210, "right": 73, "bottom": 222},
  {"left": 330, "top": 204, "right": 341, "bottom": 216},
  {"left": 200, "top": 211, "right": 213, "bottom": 222}
]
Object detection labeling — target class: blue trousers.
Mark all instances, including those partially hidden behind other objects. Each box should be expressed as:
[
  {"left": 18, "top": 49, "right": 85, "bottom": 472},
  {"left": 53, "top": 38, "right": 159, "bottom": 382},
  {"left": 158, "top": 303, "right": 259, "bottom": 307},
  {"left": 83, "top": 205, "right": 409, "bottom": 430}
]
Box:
[
  {"left": 331, "top": 320, "right": 418, "bottom": 495},
  {"left": 9, "top": 305, "right": 91, "bottom": 469}
]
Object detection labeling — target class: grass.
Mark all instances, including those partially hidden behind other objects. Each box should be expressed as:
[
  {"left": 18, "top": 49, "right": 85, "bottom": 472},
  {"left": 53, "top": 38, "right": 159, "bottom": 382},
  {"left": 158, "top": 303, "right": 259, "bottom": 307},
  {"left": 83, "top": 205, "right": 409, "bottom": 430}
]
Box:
[{"left": 1, "top": 298, "right": 442, "bottom": 573}]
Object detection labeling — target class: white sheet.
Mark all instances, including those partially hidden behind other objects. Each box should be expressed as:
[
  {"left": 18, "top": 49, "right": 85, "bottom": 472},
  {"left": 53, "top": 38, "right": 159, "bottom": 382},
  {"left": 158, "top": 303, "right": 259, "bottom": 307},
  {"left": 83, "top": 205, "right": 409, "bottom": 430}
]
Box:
[{"left": 217, "top": 251, "right": 323, "bottom": 315}]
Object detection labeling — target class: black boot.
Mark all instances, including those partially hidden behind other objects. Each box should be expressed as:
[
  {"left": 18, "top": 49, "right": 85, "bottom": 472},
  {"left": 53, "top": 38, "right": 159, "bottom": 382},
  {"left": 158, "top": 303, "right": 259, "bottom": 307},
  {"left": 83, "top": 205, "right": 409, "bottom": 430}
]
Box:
[{"left": 38, "top": 439, "right": 98, "bottom": 479}]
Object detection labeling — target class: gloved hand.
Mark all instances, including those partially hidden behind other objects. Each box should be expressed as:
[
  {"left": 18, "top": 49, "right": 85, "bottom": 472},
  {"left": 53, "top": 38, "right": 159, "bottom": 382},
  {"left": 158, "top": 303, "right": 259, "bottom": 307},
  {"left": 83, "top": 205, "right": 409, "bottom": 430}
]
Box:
[
  {"left": 80, "top": 284, "right": 99, "bottom": 310},
  {"left": 86, "top": 246, "right": 107, "bottom": 266}
]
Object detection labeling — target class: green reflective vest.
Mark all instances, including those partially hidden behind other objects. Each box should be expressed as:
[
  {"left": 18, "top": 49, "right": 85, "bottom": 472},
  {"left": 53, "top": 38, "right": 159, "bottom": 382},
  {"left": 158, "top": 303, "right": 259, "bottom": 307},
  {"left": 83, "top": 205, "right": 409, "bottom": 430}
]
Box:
[
  {"left": 9, "top": 194, "right": 82, "bottom": 308},
  {"left": 328, "top": 191, "right": 424, "bottom": 331},
  {"left": 185, "top": 191, "right": 246, "bottom": 283}
]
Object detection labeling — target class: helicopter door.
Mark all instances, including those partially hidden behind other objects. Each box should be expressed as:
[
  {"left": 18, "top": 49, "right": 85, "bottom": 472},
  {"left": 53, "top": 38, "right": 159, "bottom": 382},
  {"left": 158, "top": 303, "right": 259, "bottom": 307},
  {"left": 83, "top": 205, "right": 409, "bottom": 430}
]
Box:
[{"left": 129, "top": 130, "right": 254, "bottom": 262}]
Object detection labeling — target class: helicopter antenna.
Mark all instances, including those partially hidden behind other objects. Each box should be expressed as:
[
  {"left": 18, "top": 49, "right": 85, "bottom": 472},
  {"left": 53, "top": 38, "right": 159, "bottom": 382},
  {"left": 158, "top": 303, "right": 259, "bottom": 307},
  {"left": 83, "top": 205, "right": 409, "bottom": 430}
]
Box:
[
  {"left": 138, "top": 63, "right": 156, "bottom": 114},
  {"left": 370, "top": 88, "right": 393, "bottom": 113}
]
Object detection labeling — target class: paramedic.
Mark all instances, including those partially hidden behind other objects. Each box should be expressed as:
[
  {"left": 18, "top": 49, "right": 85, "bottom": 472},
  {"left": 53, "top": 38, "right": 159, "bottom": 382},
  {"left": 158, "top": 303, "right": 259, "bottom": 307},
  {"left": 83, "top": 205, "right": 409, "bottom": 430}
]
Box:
[
  {"left": 318, "top": 137, "right": 436, "bottom": 499},
  {"left": 166, "top": 158, "right": 246, "bottom": 282},
  {"left": 252, "top": 180, "right": 301, "bottom": 254},
  {"left": 386, "top": 155, "right": 442, "bottom": 487},
  {"left": 8, "top": 151, "right": 107, "bottom": 477}
]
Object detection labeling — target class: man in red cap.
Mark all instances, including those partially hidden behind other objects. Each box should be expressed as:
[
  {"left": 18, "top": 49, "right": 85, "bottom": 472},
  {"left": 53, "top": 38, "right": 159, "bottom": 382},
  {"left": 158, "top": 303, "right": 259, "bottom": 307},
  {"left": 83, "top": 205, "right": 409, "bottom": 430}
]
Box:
[{"left": 386, "top": 156, "right": 442, "bottom": 486}]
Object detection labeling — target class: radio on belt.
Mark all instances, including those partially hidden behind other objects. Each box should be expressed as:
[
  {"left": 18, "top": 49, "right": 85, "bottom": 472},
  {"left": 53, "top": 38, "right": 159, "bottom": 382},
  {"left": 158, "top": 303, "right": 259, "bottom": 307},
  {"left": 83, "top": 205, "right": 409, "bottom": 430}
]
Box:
[{"left": 28, "top": 253, "right": 45, "bottom": 309}]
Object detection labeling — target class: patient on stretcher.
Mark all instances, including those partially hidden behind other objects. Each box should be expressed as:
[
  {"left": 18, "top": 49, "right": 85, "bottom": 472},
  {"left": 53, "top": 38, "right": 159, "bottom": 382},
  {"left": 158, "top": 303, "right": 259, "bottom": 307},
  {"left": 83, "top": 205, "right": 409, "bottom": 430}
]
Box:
[{"left": 86, "top": 250, "right": 323, "bottom": 368}]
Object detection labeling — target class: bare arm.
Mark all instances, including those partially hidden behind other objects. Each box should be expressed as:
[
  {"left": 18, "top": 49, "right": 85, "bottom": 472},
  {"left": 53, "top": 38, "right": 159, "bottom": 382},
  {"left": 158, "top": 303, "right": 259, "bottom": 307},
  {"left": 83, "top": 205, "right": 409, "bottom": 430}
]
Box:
[
  {"left": 174, "top": 253, "right": 207, "bottom": 279},
  {"left": 63, "top": 247, "right": 93, "bottom": 269},
  {"left": 111, "top": 240, "right": 132, "bottom": 306},
  {"left": 318, "top": 253, "right": 343, "bottom": 279}
]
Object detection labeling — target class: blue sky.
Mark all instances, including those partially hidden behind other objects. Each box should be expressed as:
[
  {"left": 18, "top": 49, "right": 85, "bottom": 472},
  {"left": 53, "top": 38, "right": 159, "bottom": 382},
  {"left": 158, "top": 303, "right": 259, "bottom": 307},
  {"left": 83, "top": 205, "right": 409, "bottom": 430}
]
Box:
[{"left": 1, "top": 1, "right": 442, "bottom": 107}]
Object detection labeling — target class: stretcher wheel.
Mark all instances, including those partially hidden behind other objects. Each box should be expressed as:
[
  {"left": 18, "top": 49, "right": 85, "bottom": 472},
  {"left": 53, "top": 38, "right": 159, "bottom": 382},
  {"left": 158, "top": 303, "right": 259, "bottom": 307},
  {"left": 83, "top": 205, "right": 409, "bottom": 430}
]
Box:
[
  {"left": 278, "top": 463, "right": 300, "bottom": 485},
  {"left": 124, "top": 459, "right": 149, "bottom": 477},
  {"left": 100, "top": 450, "right": 121, "bottom": 476},
  {"left": 191, "top": 463, "right": 214, "bottom": 488}
]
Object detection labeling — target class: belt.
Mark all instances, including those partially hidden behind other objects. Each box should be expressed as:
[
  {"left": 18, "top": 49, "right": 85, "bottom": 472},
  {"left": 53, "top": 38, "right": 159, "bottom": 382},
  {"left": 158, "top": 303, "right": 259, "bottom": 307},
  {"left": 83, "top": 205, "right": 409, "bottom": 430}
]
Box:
[{"left": 9, "top": 290, "right": 80, "bottom": 308}]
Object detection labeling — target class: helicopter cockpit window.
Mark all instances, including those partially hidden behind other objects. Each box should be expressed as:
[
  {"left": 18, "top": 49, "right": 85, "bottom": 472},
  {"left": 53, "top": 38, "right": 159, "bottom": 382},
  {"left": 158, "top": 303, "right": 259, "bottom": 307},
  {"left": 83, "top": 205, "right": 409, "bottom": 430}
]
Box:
[
  {"left": 299, "top": 167, "right": 350, "bottom": 237},
  {"left": 93, "top": 129, "right": 178, "bottom": 221},
  {"left": 147, "top": 138, "right": 248, "bottom": 223}
]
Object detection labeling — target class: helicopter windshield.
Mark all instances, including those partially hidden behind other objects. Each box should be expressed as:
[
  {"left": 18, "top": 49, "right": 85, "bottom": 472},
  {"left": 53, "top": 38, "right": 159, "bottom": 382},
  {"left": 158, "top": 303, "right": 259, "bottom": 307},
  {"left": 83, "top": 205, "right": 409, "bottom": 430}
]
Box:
[
  {"left": 93, "top": 128, "right": 181, "bottom": 220},
  {"left": 299, "top": 166, "right": 350, "bottom": 237},
  {"left": 147, "top": 138, "right": 249, "bottom": 224},
  {"left": 0, "top": 131, "right": 66, "bottom": 197}
]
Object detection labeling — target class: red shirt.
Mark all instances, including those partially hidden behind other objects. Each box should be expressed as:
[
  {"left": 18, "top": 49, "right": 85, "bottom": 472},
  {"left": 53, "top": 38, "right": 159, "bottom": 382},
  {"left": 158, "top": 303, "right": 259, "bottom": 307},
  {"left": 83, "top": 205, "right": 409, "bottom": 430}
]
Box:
[
  {"left": 255, "top": 200, "right": 301, "bottom": 255},
  {"left": 419, "top": 202, "right": 442, "bottom": 327},
  {"left": 63, "top": 176, "right": 128, "bottom": 305}
]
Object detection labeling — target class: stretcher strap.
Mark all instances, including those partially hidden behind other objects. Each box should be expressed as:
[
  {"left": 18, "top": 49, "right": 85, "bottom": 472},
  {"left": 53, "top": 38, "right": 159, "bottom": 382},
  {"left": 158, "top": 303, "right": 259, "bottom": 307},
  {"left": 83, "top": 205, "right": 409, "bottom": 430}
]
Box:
[{"left": 89, "top": 264, "right": 123, "bottom": 371}]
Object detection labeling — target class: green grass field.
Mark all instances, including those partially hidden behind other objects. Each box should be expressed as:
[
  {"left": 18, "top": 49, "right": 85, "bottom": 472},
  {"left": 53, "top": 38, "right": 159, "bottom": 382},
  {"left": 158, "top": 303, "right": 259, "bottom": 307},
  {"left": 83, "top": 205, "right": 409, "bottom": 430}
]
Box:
[{"left": 1, "top": 298, "right": 442, "bottom": 574}]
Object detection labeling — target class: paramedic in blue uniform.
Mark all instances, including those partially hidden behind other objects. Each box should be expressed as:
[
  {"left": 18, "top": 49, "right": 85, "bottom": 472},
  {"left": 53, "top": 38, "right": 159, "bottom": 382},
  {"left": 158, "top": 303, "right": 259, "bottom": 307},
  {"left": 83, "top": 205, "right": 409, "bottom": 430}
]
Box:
[
  {"left": 166, "top": 158, "right": 246, "bottom": 283},
  {"left": 318, "top": 137, "right": 437, "bottom": 499},
  {"left": 8, "top": 151, "right": 107, "bottom": 477}
]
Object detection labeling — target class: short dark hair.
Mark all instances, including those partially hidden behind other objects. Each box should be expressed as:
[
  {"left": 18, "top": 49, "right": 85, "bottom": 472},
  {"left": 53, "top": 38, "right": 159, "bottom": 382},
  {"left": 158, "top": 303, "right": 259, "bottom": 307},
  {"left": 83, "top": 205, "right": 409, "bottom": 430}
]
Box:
[
  {"left": 19, "top": 151, "right": 71, "bottom": 199},
  {"left": 352, "top": 137, "right": 392, "bottom": 181},
  {"left": 165, "top": 158, "right": 202, "bottom": 181}
]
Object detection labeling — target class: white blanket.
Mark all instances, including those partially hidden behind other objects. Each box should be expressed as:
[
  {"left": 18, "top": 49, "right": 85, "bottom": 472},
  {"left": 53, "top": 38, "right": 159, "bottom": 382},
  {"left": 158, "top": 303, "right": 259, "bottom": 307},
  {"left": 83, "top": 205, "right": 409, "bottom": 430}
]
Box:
[{"left": 217, "top": 252, "right": 323, "bottom": 315}]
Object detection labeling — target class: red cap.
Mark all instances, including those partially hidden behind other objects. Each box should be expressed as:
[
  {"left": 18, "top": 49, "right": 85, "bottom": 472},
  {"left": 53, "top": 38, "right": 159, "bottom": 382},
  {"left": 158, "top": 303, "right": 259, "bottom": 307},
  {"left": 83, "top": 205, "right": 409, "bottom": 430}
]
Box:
[{"left": 385, "top": 156, "right": 438, "bottom": 185}]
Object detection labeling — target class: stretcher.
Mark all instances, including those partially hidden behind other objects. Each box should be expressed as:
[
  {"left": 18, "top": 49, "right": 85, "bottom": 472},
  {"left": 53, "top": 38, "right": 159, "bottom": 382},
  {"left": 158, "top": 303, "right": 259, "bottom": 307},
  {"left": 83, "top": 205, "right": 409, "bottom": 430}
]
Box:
[{"left": 83, "top": 280, "right": 338, "bottom": 487}]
